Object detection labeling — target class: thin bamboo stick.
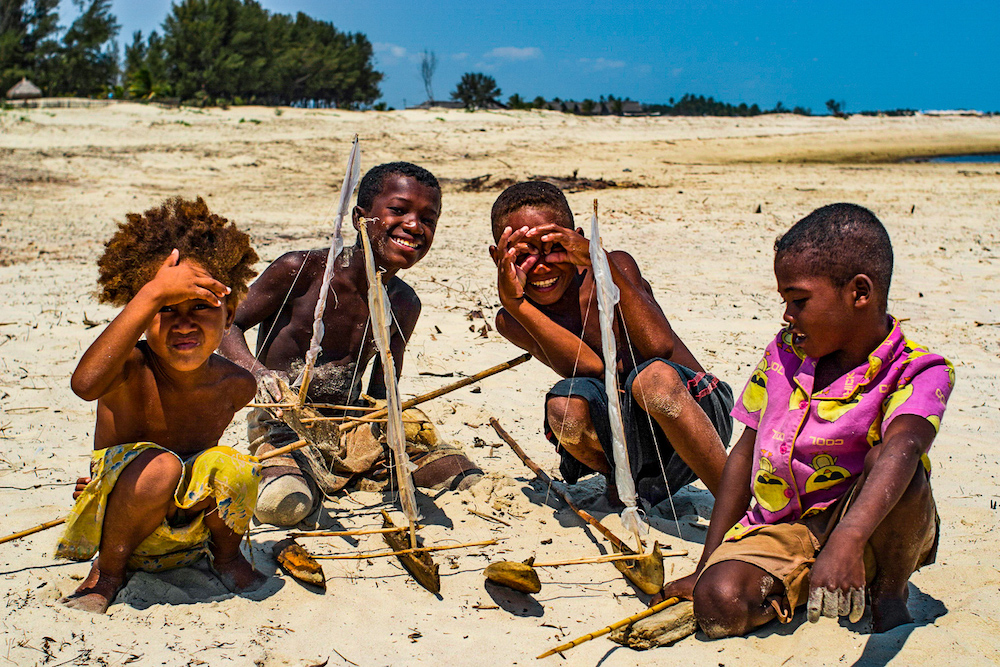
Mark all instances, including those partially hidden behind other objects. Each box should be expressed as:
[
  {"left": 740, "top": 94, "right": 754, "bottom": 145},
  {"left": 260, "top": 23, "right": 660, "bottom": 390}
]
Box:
[
  {"left": 248, "top": 402, "right": 377, "bottom": 412},
  {"left": 313, "top": 539, "right": 497, "bottom": 560},
  {"left": 537, "top": 597, "right": 681, "bottom": 659},
  {"left": 532, "top": 551, "right": 687, "bottom": 568},
  {"left": 0, "top": 518, "right": 66, "bottom": 545},
  {"left": 341, "top": 353, "right": 532, "bottom": 427},
  {"left": 489, "top": 418, "right": 629, "bottom": 551},
  {"left": 289, "top": 525, "right": 419, "bottom": 538}
]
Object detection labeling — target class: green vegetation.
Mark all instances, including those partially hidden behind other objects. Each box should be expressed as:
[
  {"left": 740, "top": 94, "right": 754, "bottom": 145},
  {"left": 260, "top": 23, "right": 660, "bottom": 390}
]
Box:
[
  {"left": 1, "top": 0, "right": 382, "bottom": 107},
  {"left": 451, "top": 72, "right": 501, "bottom": 110}
]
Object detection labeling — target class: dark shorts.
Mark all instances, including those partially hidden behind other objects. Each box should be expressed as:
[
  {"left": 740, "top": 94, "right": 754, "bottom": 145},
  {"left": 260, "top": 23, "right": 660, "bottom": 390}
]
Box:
[{"left": 544, "top": 358, "right": 734, "bottom": 504}]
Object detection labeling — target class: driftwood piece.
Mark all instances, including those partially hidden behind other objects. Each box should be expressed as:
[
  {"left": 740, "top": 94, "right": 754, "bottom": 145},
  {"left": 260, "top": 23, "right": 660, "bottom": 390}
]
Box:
[
  {"left": 273, "top": 537, "right": 327, "bottom": 589},
  {"left": 484, "top": 557, "right": 541, "bottom": 594},
  {"left": 608, "top": 600, "right": 696, "bottom": 649}
]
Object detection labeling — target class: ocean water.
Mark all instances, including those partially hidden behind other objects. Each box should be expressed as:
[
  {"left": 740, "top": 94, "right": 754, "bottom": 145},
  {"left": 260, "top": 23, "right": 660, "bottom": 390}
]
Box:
[{"left": 926, "top": 153, "right": 1000, "bottom": 163}]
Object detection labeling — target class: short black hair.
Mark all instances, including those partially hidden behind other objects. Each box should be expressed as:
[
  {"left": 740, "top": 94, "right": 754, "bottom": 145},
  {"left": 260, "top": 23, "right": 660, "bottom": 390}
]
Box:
[
  {"left": 490, "top": 181, "right": 574, "bottom": 241},
  {"left": 357, "top": 162, "right": 440, "bottom": 210},
  {"left": 775, "top": 203, "right": 893, "bottom": 300}
]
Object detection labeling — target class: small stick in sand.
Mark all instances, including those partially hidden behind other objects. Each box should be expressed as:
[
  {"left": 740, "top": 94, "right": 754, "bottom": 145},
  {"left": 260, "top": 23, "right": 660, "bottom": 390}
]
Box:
[
  {"left": 289, "top": 525, "right": 420, "bottom": 538},
  {"left": 467, "top": 509, "right": 511, "bottom": 527},
  {"left": 313, "top": 539, "right": 498, "bottom": 560},
  {"left": 537, "top": 597, "right": 681, "bottom": 659}
]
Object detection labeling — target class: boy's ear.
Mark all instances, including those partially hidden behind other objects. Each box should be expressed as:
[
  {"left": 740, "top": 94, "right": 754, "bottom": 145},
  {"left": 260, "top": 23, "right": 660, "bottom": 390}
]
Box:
[
  {"left": 225, "top": 299, "right": 237, "bottom": 328},
  {"left": 488, "top": 244, "right": 500, "bottom": 266},
  {"left": 576, "top": 227, "right": 585, "bottom": 236},
  {"left": 850, "top": 274, "right": 874, "bottom": 307},
  {"left": 352, "top": 205, "right": 365, "bottom": 231}
]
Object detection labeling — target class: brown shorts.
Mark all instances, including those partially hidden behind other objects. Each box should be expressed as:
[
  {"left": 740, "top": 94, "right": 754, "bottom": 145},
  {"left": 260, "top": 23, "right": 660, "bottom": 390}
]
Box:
[
  {"left": 702, "top": 519, "right": 876, "bottom": 617},
  {"left": 701, "top": 485, "right": 938, "bottom": 619}
]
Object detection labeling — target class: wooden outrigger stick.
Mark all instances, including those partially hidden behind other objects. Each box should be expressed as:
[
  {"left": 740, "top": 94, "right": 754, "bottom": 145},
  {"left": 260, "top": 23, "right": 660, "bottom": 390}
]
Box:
[
  {"left": 489, "top": 418, "right": 665, "bottom": 595},
  {"left": 537, "top": 597, "right": 681, "bottom": 659}
]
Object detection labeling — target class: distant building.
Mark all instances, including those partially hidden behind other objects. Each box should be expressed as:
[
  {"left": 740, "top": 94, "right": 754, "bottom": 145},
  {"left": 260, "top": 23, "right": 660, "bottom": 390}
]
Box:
[{"left": 5, "top": 77, "right": 42, "bottom": 100}]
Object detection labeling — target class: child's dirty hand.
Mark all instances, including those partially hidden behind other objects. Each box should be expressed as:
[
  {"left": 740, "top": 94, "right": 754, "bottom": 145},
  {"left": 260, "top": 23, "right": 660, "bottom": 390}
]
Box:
[
  {"left": 256, "top": 369, "right": 291, "bottom": 415},
  {"left": 149, "top": 249, "right": 231, "bottom": 307},
  {"left": 530, "top": 224, "right": 591, "bottom": 266},
  {"left": 72, "top": 476, "right": 92, "bottom": 500},
  {"left": 651, "top": 571, "right": 698, "bottom": 605},
  {"left": 807, "top": 541, "right": 866, "bottom": 623}
]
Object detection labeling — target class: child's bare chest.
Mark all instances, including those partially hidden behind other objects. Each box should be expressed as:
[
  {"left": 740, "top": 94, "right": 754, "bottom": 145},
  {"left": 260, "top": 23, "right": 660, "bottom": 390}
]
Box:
[{"left": 98, "top": 375, "right": 236, "bottom": 455}]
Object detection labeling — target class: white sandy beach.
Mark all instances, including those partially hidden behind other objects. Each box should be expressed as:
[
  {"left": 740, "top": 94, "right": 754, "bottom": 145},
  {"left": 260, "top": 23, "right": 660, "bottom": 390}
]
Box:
[{"left": 1, "top": 104, "right": 999, "bottom": 666}]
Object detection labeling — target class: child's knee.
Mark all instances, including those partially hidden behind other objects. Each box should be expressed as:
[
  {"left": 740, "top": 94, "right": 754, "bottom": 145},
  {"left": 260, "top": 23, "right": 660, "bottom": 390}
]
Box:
[
  {"left": 632, "top": 362, "right": 686, "bottom": 420},
  {"left": 546, "top": 396, "right": 592, "bottom": 445},
  {"left": 123, "top": 450, "right": 183, "bottom": 500},
  {"left": 693, "top": 569, "right": 758, "bottom": 639}
]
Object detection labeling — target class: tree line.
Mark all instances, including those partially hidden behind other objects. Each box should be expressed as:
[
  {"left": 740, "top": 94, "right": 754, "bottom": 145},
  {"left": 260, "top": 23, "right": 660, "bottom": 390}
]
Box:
[{"left": 1, "top": 0, "right": 382, "bottom": 107}]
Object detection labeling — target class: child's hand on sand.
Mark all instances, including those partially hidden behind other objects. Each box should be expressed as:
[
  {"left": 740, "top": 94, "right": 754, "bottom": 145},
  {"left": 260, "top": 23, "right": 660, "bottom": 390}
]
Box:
[
  {"left": 806, "top": 537, "right": 866, "bottom": 623},
  {"left": 528, "top": 224, "right": 591, "bottom": 266},
  {"left": 650, "top": 571, "right": 698, "bottom": 605},
  {"left": 72, "top": 476, "right": 92, "bottom": 500},
  {"left": 146, "top": 249, "right": 231, "bottom": 308}
]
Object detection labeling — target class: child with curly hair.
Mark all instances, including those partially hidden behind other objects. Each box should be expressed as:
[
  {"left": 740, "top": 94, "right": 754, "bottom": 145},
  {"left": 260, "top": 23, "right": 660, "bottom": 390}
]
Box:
[{"left": 56, "top": 197, "right": 264, "bottom": 613}]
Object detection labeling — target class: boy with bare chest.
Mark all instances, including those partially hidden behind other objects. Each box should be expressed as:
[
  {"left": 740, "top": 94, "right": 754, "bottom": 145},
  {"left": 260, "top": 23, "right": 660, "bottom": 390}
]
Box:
[
  {"left": 58, "top": 197, "right": 263, "bottom": 613},
  {"left": 489, "top": 181, "right": 732, "bottom": 505},
  {"left": 221, "top": 162, "right": 480, "bottom": 526}
]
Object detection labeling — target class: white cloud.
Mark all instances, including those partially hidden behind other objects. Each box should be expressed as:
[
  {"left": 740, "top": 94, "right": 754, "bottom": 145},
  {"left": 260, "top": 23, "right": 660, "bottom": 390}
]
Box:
[
  {"left": 452, "top": 52, "right": 468, "bottom": 61},
  {"left": 578, "top": 57, "right": 626, "bottom": 71},
  {"left": 485, "top": 46, "right": 542, "bottom": 61}
]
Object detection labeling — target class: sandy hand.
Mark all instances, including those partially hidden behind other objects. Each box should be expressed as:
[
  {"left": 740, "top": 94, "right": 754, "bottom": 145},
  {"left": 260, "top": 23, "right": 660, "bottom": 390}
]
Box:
[{"left": 255, "top": 369, "right": 292, "bottom": 416}]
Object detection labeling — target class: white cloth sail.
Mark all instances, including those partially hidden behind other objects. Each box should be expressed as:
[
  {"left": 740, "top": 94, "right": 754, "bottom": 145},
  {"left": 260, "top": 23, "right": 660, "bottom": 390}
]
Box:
[
  {"left": 294, "top": 135, "right": 362, "bottom": 393},
  {"left": 359, "top": 224, "right": 420, "bottom": 524},
  {"left": 588, "top": 206, "right": 647, "bottom": 538}
]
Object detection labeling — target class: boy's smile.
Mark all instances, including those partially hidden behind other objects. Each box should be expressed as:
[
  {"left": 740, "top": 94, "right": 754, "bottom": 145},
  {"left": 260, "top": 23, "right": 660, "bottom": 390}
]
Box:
[
  {"left": 357, "top": 174, "right": 440, "bottom": 271},
  {"left": 503, "top": 207, "right": 577, "bottom": 306}
]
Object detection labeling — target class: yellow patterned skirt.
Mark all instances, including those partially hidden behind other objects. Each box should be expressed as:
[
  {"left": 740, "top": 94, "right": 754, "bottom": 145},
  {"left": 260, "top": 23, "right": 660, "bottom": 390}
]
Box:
[{"left": 55, "top": 442, "right": 260, "bottom": 572}]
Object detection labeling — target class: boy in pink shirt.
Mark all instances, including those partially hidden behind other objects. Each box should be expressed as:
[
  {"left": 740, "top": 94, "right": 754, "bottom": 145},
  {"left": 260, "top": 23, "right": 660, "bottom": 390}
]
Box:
[{"left": 657, "top": 203, "right": 953, "bottom": 635}]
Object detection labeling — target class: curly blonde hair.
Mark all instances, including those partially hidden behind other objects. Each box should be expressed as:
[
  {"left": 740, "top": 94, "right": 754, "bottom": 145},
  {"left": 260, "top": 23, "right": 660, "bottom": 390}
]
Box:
[{"left": 97, "top": 197, "right": 258, "bottom": 306}]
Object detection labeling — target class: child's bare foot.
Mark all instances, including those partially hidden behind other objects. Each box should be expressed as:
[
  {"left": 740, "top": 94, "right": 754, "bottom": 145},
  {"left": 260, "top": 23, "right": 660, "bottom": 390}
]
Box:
[
  {"left": 58, "top": 563, "right": 124, "bottom": 614},
  {"left": 212, "top": 553, "right": 267, "bottom": 593},
  {"left": 872, "top": 593, "right": 912, "bottom": 632}
]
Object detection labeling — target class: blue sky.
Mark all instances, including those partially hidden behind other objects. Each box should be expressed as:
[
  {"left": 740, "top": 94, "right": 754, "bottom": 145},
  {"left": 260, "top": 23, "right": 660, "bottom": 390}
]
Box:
[{"left": 62, "top": 0, "right": 1000, "bottom": 112}]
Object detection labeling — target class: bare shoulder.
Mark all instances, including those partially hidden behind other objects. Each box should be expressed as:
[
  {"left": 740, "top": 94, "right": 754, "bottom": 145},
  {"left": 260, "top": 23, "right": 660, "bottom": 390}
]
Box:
[
  {"left": 254, "top": 250, "right": 320, "bottom": 293},
  {"left": 209, "top": 353, "right": 257, "bottom": 409},
  {"left": 386, "top": 276, "right": 422, "bottom": 320},
  {"left": 607, "top": 249, "right": 644, "bottom": 278}
]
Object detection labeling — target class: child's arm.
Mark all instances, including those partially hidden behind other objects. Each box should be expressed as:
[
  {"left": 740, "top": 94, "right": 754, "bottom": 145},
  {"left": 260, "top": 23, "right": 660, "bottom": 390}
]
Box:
[
  {"left": 533, "top": 225, "right": 676, "bottom": 360},
  {"left": 220, "top": 251, "right": 309, "bottom": 399},
  {"left": 491, "top": 226, "right": 604, "bottom": 377},
  {"left": 71, "top": 250, "right": 230, "bottom": 401},
  {"left": 655, "top": 426, "right": 756, "bottom": 601},
  {"left": 807, "top": 414, "right": 936, "bottom": 621}
]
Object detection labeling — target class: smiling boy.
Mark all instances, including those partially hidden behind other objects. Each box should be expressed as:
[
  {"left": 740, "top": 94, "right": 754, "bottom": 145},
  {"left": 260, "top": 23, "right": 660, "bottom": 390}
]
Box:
[
  {"left": 489, "top": 181, "right": 732, "bottom": 505},
  {"left": 57, "top": 197, "right": 263, "bottom": 613},
  {"left": 221, "top": 162, "right": 480, "bottom": 526},
  {"left": 657, "top": 203, "right": 953, "bottom": 635}
]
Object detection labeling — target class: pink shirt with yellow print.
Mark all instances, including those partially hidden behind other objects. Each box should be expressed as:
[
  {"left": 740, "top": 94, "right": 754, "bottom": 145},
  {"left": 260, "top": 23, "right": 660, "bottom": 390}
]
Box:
[{"left": 727, "top": 317, "right": 953, "bottom": 540}]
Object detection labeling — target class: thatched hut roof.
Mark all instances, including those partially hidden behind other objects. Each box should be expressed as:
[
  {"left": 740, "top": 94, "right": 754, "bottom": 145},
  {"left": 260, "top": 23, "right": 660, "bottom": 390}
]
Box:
[{"left": 6, "top": 78, "right": 42, "bottom": 100}]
